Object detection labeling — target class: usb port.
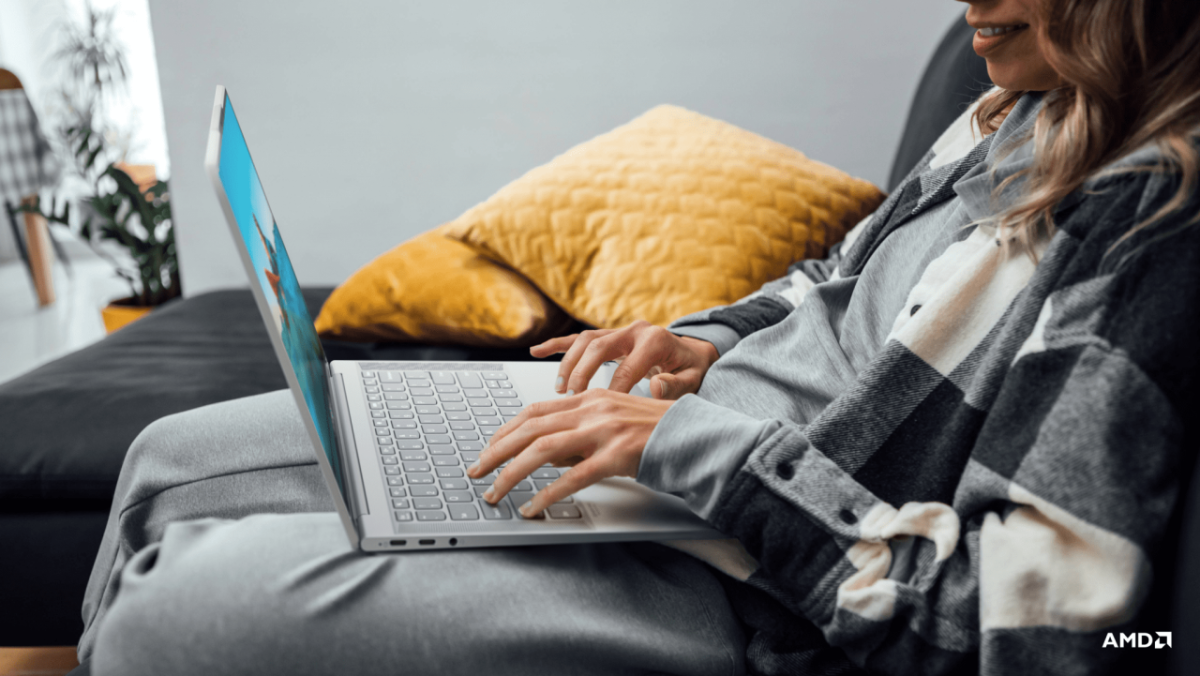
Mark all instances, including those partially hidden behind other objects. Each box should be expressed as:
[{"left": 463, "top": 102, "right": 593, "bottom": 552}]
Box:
[{"left": 418, "top": 539, "right": 435, "bottom": 546}]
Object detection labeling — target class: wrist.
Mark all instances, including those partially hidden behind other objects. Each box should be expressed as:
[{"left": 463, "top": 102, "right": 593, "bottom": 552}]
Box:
[{"left": 679, "top": 335, "right": 719, "bottom": 367}]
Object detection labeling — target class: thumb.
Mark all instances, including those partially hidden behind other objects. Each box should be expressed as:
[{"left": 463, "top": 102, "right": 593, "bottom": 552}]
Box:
[{"left": 650, "top": 371, "right": 701, "bottom": 400}]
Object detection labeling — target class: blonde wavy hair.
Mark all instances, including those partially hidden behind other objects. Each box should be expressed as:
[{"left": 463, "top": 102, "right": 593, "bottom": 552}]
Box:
[{"left": 973, "top": 0, "right": 1200, "bottom": 257}]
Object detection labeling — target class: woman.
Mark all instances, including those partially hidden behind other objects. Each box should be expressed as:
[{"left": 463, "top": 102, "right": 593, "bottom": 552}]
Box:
[{"left": 80, "top": 0, "right": 1200, "bottom": 674}]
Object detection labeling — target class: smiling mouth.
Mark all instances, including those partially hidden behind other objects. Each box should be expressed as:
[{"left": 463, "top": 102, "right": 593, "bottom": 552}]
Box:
[{"left": 977, "top": 24, "right": 1028, "bottom": 38}]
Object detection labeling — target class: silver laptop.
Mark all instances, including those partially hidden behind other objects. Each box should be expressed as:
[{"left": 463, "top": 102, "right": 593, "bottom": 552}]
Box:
[{"left": 203, "top": 86, "right": 722, "bottom": 552}]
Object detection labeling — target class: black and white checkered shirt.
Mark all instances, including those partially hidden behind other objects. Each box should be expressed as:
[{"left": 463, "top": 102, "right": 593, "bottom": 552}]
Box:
[{"left": 0, "top": 89, "right": 60, "bottom": 204}]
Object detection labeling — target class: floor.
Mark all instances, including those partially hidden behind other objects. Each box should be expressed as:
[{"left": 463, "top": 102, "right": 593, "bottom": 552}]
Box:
[{"left": 0, "top": 254, "right": 132, "bottom": 385}]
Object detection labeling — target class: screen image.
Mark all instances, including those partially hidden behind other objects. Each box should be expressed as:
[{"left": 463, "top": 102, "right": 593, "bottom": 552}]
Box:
[{"left": 217, "top": 94, "right": 344, "bottom": 497}]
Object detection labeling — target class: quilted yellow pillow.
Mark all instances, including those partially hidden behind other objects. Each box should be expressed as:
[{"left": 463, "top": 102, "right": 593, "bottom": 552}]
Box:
[
  {"left": 440, "top": 105, "right": 886, "bottom": 329},
  {"left": 314, "top": 231, "right": 572, "bottom": 347}
]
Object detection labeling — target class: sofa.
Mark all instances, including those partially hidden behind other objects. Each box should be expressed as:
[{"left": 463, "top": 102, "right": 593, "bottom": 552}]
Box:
[{"left": 1, "top": 14, "right": 1195, "bottom": 675}]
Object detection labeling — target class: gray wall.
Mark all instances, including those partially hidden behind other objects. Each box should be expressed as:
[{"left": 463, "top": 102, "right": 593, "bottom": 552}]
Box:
[{"left": 151, "top": 1, "right": 966, "bottom": 295}]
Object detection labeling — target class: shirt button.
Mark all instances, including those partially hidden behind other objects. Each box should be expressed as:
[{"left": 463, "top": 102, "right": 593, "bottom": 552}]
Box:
[
  {"left": 775, "top": 461, "right": 794, "bottom": 481},
  {"left": 838, "top": 509, "right": 858, "bottom": 525},
  {"left": 910, "top": 304, "right": 922, "bottom": 316}
]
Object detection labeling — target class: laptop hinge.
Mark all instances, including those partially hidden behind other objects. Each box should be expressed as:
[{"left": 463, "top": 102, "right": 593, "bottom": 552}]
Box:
[{"left": 329, "top": 372, "right": 369, "bottom": 521}]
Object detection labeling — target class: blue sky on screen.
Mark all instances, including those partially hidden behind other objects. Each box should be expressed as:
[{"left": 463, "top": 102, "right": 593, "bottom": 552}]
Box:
[{"left": 217, "top": 94, "right": 344, "bottom": 496}]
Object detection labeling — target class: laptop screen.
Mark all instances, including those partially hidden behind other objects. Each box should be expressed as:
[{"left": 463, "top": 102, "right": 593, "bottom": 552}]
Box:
[{"left": 216, "top": 94, "right": 345, "bottom": 497}]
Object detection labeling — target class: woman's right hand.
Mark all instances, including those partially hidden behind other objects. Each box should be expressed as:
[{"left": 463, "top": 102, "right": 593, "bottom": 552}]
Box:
[{"left": 530, "top": 320, "right": 720, "bottom": 400}]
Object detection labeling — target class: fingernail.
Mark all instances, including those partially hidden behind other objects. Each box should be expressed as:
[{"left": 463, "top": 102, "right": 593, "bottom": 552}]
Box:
[
  {"left": 555, "top": 376, "right": 564, "bottom": 391},
  {"left": 566, "top": 389, "right": 575, "bottom": 396},
  {"left": 483, "top": 488, "right": 495, "bottom": 502},
  {"left": 467, "top": 460, "right": 481, "bottom": 475},
  {"left": 520, "top": 501, "right": 534, "bottom": 515}
]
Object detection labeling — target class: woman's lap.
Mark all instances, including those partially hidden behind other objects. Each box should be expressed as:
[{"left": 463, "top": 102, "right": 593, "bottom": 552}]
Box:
[{"left": 81, "top": 390, "right": 744, "bottom": 675}]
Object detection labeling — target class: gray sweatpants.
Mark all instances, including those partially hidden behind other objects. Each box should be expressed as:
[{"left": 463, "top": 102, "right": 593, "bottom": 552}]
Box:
[{"left": 77, "top": 390, "right": 746, "bottom": 675}]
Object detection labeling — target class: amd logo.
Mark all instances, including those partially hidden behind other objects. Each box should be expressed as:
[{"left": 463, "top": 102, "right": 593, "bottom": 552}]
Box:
[{"left": 1102, "top": 632, "right": 1172, "bottom": 649}]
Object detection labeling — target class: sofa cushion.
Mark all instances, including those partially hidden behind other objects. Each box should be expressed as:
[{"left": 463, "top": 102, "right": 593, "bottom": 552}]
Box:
[{"left": 440, "top": 104, "right": 885, "bottom": 330}]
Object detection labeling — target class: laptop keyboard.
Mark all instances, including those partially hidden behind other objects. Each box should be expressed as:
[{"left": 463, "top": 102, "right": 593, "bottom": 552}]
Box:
[{"left": 359, "top": 367, "right": 584, "bottom": 526}]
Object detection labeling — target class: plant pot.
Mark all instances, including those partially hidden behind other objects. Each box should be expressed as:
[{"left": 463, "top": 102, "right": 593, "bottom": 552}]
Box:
[{"left": 102, "top": 297, "right": 153, "bottom": 334}]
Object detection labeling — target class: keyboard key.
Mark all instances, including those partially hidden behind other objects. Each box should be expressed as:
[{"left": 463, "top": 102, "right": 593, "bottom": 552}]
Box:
[
  {"left": 396, "top": 441, "right": 424, "bottom": 450},
  {"left": 371, "top": 411, "right": 386, "bottom": 418},
  {"left": 417, "top": 512, "right": 447, "bottom": 522},
  {"left": 406, "top": 371, "right": 429, "bottom": 380},
  {"left": 369, "top": 402, "right": 384, "bottom": 410},
  {"left": 395, "top": 431, "right": 420, "bottom": 440},
  {"left": 432, "top": 372, "right": 457, "bottom": 385},
  {"left": 513, "top": 480, "right": 532, "bottom": 492},
  {"left": 383, "top": 393, "right": 409, "bottom": 401},
  {"left": 385, "top": 402, "right": 411, "bottom": 410},
  {"left": 439, "top": 395, "right": 464, "bottom": 403},
  {"left": 422, "top": 425, "right": 448, "bottom": 434},
  {"left": 472, "top": 408, "right": 498, "bottom": 417},
  {"left": 457, "top": 441, "right": 484, "bottom": 452},
  {"left": 394, "top": 511, "right": 413, "bottom": 522},
  {"left": 427, "top": 434, "right": 452, "bottom": 444},
  {"left": 473, "top": 486, "right": 491, "bottom": 497},
  {"left": 408, "top": 474, "right": 435, "bottom": 485},
  {"left": 418, "top": 415, "right": 445, "bottom": 424},
  {"left": 480, "top": 429, "right": 495, "bottom": 438},
  {"left": 416, "top": 406, "right": 440, "bottom": 415},
  {"left": 446, "top": 412, "right": 471, "bottom": 421},
  {"left": 480, "top": 500, "right": 512, "bottom": 520},
  {"left": 402, "top": 462, "right": 431, "bottom": 472},
  {"left": 413, "top": 497, "right": 443, "bottom": 510},
  {"left": 380, "top": 372, "right": 403, "bottom": 382},
  {"left": 440, "top": 479, "right": 468, "bottom": 490},
  {"left": 475, "top": 416, "right": 502, "bottom": 426},
  {"left": 367, "top": 395, "right": 382, "bottom": 402},
  {"left": 388, "top": 411, "right": 414, "bottom": 419},
  {"left": 470, "top": 474, "right": 498, "bottom": 486},
  {"left": 482, "top": 372, "right": 507, "bottom": 380},
  {"left": 374, "top": 428, "right": 390, "bottom": 436},
  {"left": 449, "top": 504, "right": 480, "bottom": 521},
  {"left": 457, "top": 373, "right": 483, "bottom": 389},
  {"left": 384, "top": 466, "right": 400, "bottom": 476},
  {"left": 436, "top": 467, "right": 464, "bottom": 478},
  {"left": 377, "top": 439, "right": 395, "bottom": 449},
  {"left": 392, "top": 421, "right": 417, "bottom": 430},
  {"left": 400, "top": 450, "right": 427, "bottom": 461},
  {"left": 535, "top": 479, "right": 555, "bottom": 491},
  {"left": 493, "top": 392, "right": 519, "bottom": 400},
  {"left": 372, "top": 419, "right": 388, "bottom": 427},
  {"left": 449, "top": 422, "right": 474, "bottom": 431},
  {"left": 435, "top": 384, "right": 460, "bottom": 394},
  {"left": 409, "top": 485, "right": 438, "bottom": 497},
  {"left": 460, "top": 451, "right": 481, "bottom": 464},
  {"left": 387, "top": 477, "right": 405, "bottom": 486},
  {"left": 381, "top": 456, "right": 399, "bottom": 465},
  {"left": 548, "top": 505, "right": 582, "bottom": 519},
  {"left": 453, "top": 431, "right": 480, "bottom": 441},
  {"left": 443, "top": 403, "right": 468, "bottom": 412},
  {"left": 408, "top": 378, "right": 432, "bottom": 387},
  {"left": 444, "top": 490, "right": 473, "bottom": 503},
  {"left": 485, "top": 380, "right": 504, "bottom": 389},
  {"left": 532, "top": 468, "right": 560, "bottom": 479},
  {"left": 382, "top": 384, "right": 406, "bottom": 392},
  {"left": 361, "top": 371, "right": 377, "bottom": 379},
  {"left": 428, "top": 444, "right": 455, "bottom": 455},
  {"left": 432, "top": 456, "right": 459, "bottom": 467},
  {"left": 499, "top": 408, "right": 523, "bottom": 416},
  {"left": 392, "top": 499, "right": 410, "bottom": 509},
  {"left": 413, "top": 397, "right": 438, "bottom": 406},
  {"left": 465, "top": 390, "right": 490, "bottom": 399},
  {"left": 410, "top": 388, "right": 434, "bottom": 397},
  {"left": 508, "top": 490, "right": 536, "bottom": 510},
  {"left": 389, "top": 487, "right": 407, "bottom": 497}
]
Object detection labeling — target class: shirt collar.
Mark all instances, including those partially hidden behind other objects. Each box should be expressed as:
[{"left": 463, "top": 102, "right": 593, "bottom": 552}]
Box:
[{"left": 953, "top": 92, "right": 1045, "bottom": 224}]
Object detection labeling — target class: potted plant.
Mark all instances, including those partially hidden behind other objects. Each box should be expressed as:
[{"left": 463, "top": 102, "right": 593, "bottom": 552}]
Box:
[{"left": 21, "top": 2, "right": 180, "bottom": 332}]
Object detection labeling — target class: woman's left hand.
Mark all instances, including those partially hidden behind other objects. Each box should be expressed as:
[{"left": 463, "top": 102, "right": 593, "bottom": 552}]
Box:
[{"left": 466, "top": 389, "right": 674, "bottom": 517}]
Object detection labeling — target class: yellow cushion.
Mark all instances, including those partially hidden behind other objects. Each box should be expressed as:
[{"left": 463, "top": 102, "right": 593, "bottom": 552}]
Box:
[
  {"left": 314, "top": 231, "right": 572, "bottom": 347},
  {"left": 440, "top": 105, "right": 886, "bottom": 328}
]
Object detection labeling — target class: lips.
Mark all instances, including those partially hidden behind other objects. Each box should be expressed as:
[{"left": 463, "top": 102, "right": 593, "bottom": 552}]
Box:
[{"left": 972, "top": 23, "right": 1030, "bottom": 56}]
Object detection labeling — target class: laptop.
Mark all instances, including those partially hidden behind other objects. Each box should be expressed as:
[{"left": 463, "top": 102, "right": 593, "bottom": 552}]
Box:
[{"left": 203, "top": 86, "right": 723, "bottom": 552}]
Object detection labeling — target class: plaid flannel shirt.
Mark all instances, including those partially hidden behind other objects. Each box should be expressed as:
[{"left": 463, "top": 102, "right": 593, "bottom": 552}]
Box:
[
  {"left": 641, "top": 93, "right": 1198, "bottom": 675},
  {"left": 0, "top": 89, "right": 60, "bottom": 204}
]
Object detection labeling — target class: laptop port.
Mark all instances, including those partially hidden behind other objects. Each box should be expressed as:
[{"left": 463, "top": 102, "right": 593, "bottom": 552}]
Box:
[
  {"left": 418, "top": 539, "right": 435, "bottom": 546},
  {"left": 389, "top": 540, "right": 407, "bottom": 546},
  {"left": 449, "top": 538, "right": 458, "bottom": 546}
]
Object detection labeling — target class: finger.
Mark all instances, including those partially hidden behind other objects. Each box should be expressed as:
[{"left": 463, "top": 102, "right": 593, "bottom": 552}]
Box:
[
  {"left": 530, "top": 334, "right": 578, "bottom": 358},
  {"left": 520, "top": 461, "right": 605, "bottom": 516},
  {"left": 567, "top": 332, "right": 635, "bottom": 395},
  {"left": 486, "top": 429, "right": 597, "bottom": 505},
  {"left": 606, "top": 345, "right": 662, "bottom": 394},
  {"left": 652, "top": 370, "right": 703, "bottom": 400},
  {"left": 470, "top": 399, "right": 578, "bottom": 476},
  {"left": 556, "top": 330, "right": 611, "bottom": 394}
]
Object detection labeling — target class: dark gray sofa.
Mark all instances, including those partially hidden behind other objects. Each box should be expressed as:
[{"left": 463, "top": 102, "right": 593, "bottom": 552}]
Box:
[{"left": 1, "top": 14, "right": 1194, "bottom": 676}]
